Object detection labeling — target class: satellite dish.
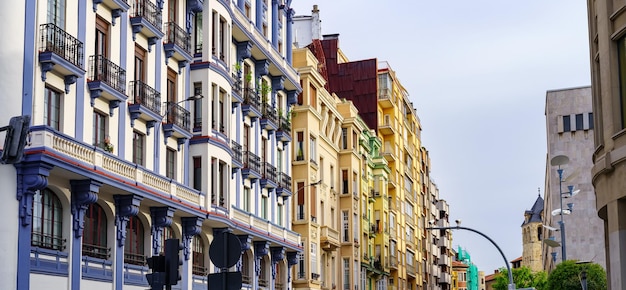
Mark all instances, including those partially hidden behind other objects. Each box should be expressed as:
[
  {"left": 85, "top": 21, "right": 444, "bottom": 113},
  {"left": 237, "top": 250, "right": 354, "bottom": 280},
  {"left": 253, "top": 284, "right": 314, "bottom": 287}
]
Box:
[
  {"left": 550, "top": 155, "right": 569, "bottom": 166},
  {"left": 543, "top": 239, "right": 561, "bottom": 248},
  {"left": 542, "top": 224, "right": 559, "bottom": 231},
  {"left": 551, "top": 209, "right": 571, "bottom": 216}
]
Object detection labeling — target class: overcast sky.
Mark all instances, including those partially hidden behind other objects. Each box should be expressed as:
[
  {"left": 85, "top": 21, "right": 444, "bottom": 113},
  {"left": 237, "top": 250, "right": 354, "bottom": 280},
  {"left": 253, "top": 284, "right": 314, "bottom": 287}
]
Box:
[{"left": 290, "top": 0, "right": 591, "bottom": 272}]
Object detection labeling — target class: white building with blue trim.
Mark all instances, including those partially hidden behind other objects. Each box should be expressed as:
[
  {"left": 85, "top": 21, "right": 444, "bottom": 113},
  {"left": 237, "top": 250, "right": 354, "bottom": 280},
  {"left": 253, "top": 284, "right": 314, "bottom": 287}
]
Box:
[{"left": 0, "top": 0, "right": 301, "bottom": 289}]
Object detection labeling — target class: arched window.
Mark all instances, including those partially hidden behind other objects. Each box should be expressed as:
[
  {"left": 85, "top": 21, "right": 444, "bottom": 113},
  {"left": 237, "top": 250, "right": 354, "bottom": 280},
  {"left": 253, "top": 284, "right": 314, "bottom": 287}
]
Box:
[
  {"left": 159, "top": 225, "right": 175, "bottom": 254},
  {"left": 259, "top": 256, "right": 269, "bottom": 287},
  {"left": 192, "top": 235, "right": 206, "bottom": 275},
  {"left": 242, "top": 251, "right": 251, "bottom": 285},
  {"left": 124, "top": 216, "right": 145, "bottom": 265},
  {"left": 32, "top": 188, "right": 64, "bottom": 250},
  {"left": 275, "top": 262, "right": 285, "bottom": 290},
  {"left": 83, "top": 203, "right": 108, "bottom": 259},
  {"left": 537, "top": 226, "right": 543, "bottom": 241}
]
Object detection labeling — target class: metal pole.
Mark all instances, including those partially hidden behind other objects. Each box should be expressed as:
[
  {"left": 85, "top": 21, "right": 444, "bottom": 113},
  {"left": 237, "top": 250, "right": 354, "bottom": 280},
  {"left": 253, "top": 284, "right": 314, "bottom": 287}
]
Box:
[
  {"left": 426, "top": 225, "right": 516, "bottom": 290},
  {"left": 557, "top": 167, "right": 567, "bottom": 262}
]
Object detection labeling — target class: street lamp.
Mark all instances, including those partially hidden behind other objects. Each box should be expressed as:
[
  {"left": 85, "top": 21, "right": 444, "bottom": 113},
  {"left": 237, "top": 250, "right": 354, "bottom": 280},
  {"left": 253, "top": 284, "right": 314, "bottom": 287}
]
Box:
[
  {"left": 550, "top": 155, "right": 576, "bottom": 262},
  {"left": 426, "top": 221, "right": 516, "bottom": 290}
]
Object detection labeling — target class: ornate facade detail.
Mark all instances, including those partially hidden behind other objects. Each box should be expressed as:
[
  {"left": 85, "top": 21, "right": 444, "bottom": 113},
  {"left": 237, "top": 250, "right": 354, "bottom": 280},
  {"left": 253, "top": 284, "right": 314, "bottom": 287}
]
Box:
[
  {"left": 16, "top": 162, "right": 53, "bottom": 226},
  {"left": 114, "top": 194, "right": 142, "bottom": 247},
  {"left": 270, "top": 246, "right": 285, "bottom": 279},
  {"left": 182, "top": 216, "right": 203, "bottom": 260},
  {"left": 254, "top": 241, "right": 269, "bottom": 277},
  {"left": 150, "top": 206, "right": 174, "bottom": 255},
  {"left": 255, "top": 59, "right": 270, "bottom": 78},
  {"left": 236, "top": 41, "right": 252, "bottom": 61},
  {"left": 286, "top": 251, "right": 298, "bottom": 282},
  {"left": 70, "top": 179, "right": 102, "bottom": 238}
]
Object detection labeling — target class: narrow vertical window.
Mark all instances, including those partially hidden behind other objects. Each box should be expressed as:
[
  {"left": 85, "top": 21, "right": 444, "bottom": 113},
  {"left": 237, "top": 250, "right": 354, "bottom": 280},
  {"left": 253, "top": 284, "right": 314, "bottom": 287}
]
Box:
[
  {"left": 342, "top": 210, "right": 349, "bottom": 242},
  {"left": 193, "top": 156, "right": 202, "bottom": 190},
  {"left": 47, "top": 0, "right": 66, "bottom": 27},
  {"left": 261, "top": 195, "right": 268, "bottom": 219},
  {"left": 575, "top": 113, "right": 584, "bottom": 131},
  {"left": 297, "top": 181, "right": 305, "bottom": 220},
  {"left": 309, "top": 136, "right": 316, "bottom": 164},
  {"left": 166, "top": 147, "right": 176, "bottom": 179},
  {"left": 243, "top": 187, "right": 250, "bottom": 211},
  {"left": 132, "top": 131, "right": 145, "bottom": 166},
  {"left": 134, "top": 45, "right": 146, "bottom": 82},
  {"left": 296, "top": 132, "right": 304, "bottom": 161},
  {"left": 309, "top": 83, "right": 317, "bottom": 107},
  {"left": 44, "top": 86, "right": 61, "bottom": 131},
  {"left": 343, "top": 258, "right": 350, "bottom": 290},
  {"left": 124, "top": 216, "right": 145, "bottom": 265},
  {"left": 277, "top": 204, "right": 283, "bottom": 226},
  {"left": 192, "top": 236, "right": 206, "bottom": 275},
  {"left": 32, "top": 188, "right": 63, "bottom": 250},
  {"left": 166, "top": 68, "right": 178, "bottom": 122},
  {"left": 194, "top": 83, "right": 202, "bottom": 130},
  {"left": 342, "top": 169, "right": 348, "bottom": 194},
  {"left": 341, "top": 128, "right": 348, "bottom": 150},
  {"left": 93, "top": 110, "right": 107, "bottom": 148},
  {"left": 83, "top": 203, "right": 107, "bottom": 259},
  {"left": 194, "top": 12, "right": 203, "bottom": 54},
  {"left": 589, "top": 112, "right": 594, "bottom": 129},
  {"left": 563, "top": 115, "right": 571, "bottom": 132}
]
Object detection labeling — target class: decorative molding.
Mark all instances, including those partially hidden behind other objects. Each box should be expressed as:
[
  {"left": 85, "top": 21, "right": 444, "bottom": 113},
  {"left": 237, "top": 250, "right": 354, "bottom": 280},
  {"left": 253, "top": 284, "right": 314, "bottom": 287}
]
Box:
[
  {"left": 270, "top": 246, "right": 285, "bottom": 279},
  {"left": 16, "top": 161, "right": 53, "bottom": 226},
  {"left": 182, "top": 216, "right": 203, "bottom": 260},
  {"left": 150, "top": 206, "right": 174, "bottom": 255},
  {"left": 254, "top": 241, "right": 269, "bottom": 277},
  {"left": 70, "top": 179, "right": 102, "bottom": 238},
  {"left": 255, "top": 59, "right": 270, "bottom": 78},
  {"left": 238, "top": 235, "right": 252, "bottom": 252},
  {"left": 286, "top": 251, "right": 298, "bottom": 283},
  {"left": 236, "top": 41, "right": 253, "bottom": 61},
  {"left": 286, "top": 90, "right": 298, "bottom": 106},
  {"left": 114, "top": 194, "right": 142, "bottom": 247}
]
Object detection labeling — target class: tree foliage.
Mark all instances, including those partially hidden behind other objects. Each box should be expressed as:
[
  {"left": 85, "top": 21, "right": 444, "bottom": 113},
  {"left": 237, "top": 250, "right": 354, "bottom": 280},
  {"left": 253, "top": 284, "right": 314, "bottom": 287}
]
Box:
[
  {"left": 545, "top": 260, "right": 606, "bottom": 290},
  {"left": 492, "top": 266, "right": 547, "bottom": 290}
]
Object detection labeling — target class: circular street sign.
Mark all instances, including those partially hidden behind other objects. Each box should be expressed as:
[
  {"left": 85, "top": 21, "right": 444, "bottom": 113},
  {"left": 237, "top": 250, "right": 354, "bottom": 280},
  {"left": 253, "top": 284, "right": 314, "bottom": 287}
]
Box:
[{"left": 209, "top": 232, "right": 243, "bottom": 268}]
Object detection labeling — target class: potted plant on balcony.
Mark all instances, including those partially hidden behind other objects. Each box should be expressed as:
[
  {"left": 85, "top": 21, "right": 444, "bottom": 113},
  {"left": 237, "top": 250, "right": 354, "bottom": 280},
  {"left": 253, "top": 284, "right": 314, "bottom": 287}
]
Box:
[
  {"left": 103, "top": 136, "right": 114, "bottom": 153},
  {"left": 261, "top": 82, "right": 271, "bottom": 102},
  {"left": 245, "top": 72, "right": 253, "bottom": 87},
  {"left": 234, "top": 62, "right": 242, "bottom": 75}
]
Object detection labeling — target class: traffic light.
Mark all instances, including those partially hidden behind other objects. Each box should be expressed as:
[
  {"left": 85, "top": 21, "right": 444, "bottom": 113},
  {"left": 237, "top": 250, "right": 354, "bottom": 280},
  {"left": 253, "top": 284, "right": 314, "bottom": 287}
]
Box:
[
  {"left": 146, "top": 255, "right": 166, "bottom": 290},
  {"left": 0, "top": 115, "right": 30, "bottom": 164},
  {"left": 164, "top": 238, "right": 183, "bottom": 286}
]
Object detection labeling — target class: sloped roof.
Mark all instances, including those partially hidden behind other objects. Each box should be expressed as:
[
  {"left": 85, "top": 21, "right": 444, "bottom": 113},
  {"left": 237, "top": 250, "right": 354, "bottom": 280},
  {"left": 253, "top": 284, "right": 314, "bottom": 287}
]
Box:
[{"left": 522, "top": 194, "right": 543, "bottom": 226}]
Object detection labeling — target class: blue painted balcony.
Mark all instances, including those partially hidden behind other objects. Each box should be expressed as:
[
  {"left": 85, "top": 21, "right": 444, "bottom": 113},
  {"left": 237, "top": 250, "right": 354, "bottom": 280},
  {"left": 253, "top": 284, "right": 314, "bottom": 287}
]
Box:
[
  {"left": 260, "top": 104, "right": 278, "bottom": 132},
  {"left": 231, "top": 73, "right": 243, "bottom": 104},
  {"left": 38, "top": 23, "right": 85, "bottom": 94},
  {"left": 241, "top": 88, "right": 261, "bottom": 121},
  {"left": 130, "top": 0, "right": 164, "bottom": 44},
  {"left": 259, "top": 162, "right": 277, "bottom": 188},
  {"left": 275, "top": 172, "right": 292, "bottom": 198},
  {"left": 163, "top": 102, "right": 192, "bottom": 146},
  {"left": 163, "top": 21, "right": 192, "bottom": 68},
  {"left": 242, "top": 151, "right": 261, "bottom": 181},
  {"left": 275, "top": 115, "right": 291, "bottom": 143},
  {"left": 92, "top": 0, "right": 130, "bottom": 15},
  {"left": 87, "top": 55, "right": 127, "bottom": 116},
  {"left": 128, "top": 80, "right": 161, "bottom": 134}
]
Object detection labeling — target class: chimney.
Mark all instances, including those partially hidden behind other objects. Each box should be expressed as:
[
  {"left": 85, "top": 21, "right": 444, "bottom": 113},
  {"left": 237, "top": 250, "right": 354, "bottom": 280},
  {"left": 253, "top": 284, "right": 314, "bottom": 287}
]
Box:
[{"left": 312, "top": 5, "right": 321, "bottom": 39}]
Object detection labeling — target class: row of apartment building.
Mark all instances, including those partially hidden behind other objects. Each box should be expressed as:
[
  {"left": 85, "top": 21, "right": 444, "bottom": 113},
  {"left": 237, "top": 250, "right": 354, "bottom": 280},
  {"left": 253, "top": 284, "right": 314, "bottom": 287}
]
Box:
[{"left": 0, "top": 1, "right": 457, "bottom": 290}]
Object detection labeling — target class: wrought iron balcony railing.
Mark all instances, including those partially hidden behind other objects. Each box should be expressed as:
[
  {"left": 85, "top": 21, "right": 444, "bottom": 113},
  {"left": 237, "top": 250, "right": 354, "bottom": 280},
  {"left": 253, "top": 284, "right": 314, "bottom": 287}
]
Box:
[
  {"left": 279, "top": 172, "right": 291, "bottom": 189},
  {"left": 39, "top": 23, "right": 84, "bottom": 68},
  {"left": 232, "top": 73, "right": 242, "bottom": 95},
  {"left": 88, "top": 55, "right": 126, "bottom": 93},
  {"left": 129, "top": 80, "right": 161, "bottom": 115},
  {"left": 165, "top": 101, "right": 191, "bottom": 131},
  {"left": 261, "top": 162, "right": 277, "bottom": 182},
  {"left": 82, "top": 243, "right": 111, "bottom": 260},
  {"left": 192, "top": 265, "right": 207, "bottom": 276},
  {"left": 262, "top": 104, "right": 278, "bottom": 124},
  {"left": 131, "top": 0, "right": 162, "bottom": 30},
  {"left": 243, "top": 88, "right": 259, "bottom": 108},
  {"left": 279, "top": 115, "right": 291, "bottom": 132},
  {"left": 243, "top": 151, "right": 260, "bottom": 173},
  {"left": 164, "top": 21, "right": 191, "bottom": 54},
  {"left": 231, "top": 141, "right": 242, "bottom": 164}
]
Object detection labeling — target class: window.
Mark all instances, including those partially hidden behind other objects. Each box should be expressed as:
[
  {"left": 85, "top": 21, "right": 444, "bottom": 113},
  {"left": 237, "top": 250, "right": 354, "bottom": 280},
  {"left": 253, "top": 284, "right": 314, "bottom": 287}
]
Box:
[
  {"left": 309, "top": 83, "right": 317, "bottom": 107},
  {"left": 219, "top": 89, "right": 226, "bottom": 133},
  {"left": 343, "top": 258, "right": 350, "bottom": 290},
  {"left": 261, "top": 195, "right": 268, "bottom": 219},
  {"left": 296, "top": 132, "right": 304, "bottom": 161},
  {"left": 194, "top": 83, "right": 202, "bottom": 130},
  {"left": 298, "top": 252, "right": 305, "bottom": 279},
  {"left": 124, "top": 216, "right": 145, "bottom": 265},
  {"left": 563, "top": 115, "right": 571, "bottom": 132},
  {"left": 134, "top": 45, "right": 146, "bottom": 82},
  {"left": 576, "top": 113, "right": 584, "bottom": 131},
  {"left": 193, "top": 12, "right": 202, "bottom": 54},
  {"left": 166, "top": 68, "right": 177, "bottom": 123},
  {"left": 168, "top": 0, "right": 177, "bottom": 22},
  {"left": 95, "top": 16, "right": 109, "bottom": 57},
  {"left": 243, "top": 187, "right": 250, "bottom": 212},
  {"left": 342, "top": 169, "right": 348, "bottom": 194},
  {"left": 297, "top": 182, "right": 305, "bottom": 220},
  {"left": 159, "top": 226, "right": 174, "bottom": 253},
  {"left": 93, "top": 110, "right": 107, "bottom": 148},
  {"left": 310, "top": 136, "right": 316, "bottom": 164},
  {"left": 341, "top": 128, "right": 348, "bottom": 150},
  {"left": 353, "top": 212, "right": 358, "bottom": 240},
  {"left": 44, "top": 86, "right": 61, "bottom": 131},
  {"left": 192, "top": 236, "right": 206, "bottom": 275},
  {"left": 32, "top": 188, "right": 63, "bottom": 250},
  {"left": 219, "top": 17, "right": 227, "bottom": 61},
  {"left": 342, "top": 210, "right": 349, "bottom": 242},
  {"left": 277, "top": 204, "right": 283, "bottom": 226},
  {"left": 166, "top": 147, "right": 176, "bottom": 179},
  {"left": 193, "top": 156, "right": 202, "bottom": 190},
  {"left": 133, "top": 131, "right": 145, "bottom": 166},
  {"left": 589, "top": 112, "right": 594, "bottom": 130},
  {"left": 83, "top": 203, "right": 108, "bottom": 259},
  {"left": 310, "top": 242, "right": 317, "bottom": 276},
  {"left": 47, "top": 0, "right": 66, "bottom": 27}
]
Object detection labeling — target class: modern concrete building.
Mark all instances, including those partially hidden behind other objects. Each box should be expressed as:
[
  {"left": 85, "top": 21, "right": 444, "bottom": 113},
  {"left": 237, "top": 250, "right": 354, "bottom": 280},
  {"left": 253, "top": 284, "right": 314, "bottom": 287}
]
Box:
[
  {"left": 586, "top": 1, "right": 626, "bottom": 288},
  {"left": 0, "top": 0, "right": 302, "bottom": 289},
  {"left": 543, "top": 86, "right": 605, "bottom": 272},
  {"left": 521, "top": 193, "right": 544, "bottom": 272}
]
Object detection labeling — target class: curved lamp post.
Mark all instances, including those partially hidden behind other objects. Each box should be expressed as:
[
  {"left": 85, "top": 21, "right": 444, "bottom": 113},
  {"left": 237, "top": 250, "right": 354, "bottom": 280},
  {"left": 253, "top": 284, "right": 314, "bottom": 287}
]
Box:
[{"left": 426, "top": 222, "right": 515, "bottom": 290}]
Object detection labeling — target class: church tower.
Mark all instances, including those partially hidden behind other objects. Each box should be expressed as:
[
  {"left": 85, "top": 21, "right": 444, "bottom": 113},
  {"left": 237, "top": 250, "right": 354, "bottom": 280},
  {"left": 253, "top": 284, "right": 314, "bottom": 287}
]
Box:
[{"left": 521, "top": 191, "right": 544, "bottom": 272}]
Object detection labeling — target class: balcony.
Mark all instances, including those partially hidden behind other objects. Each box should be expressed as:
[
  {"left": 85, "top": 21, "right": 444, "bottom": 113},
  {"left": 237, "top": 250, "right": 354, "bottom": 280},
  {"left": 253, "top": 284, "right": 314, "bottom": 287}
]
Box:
[
  {"left": 128, "top": 80, "right": 161, "bottom": 132},
  {"left": 378, "top": 88, "right": 394, "bottom": 108},
  {"left": 276, "top": 115, "right": 292, "bottom": 143},
  {"left": 379, "top": 118, "right": 396, "bottom": 135},
  {"left": 38, "top": 23, "right": 85, "bottom": 93},
  {"left": 259, "top": 162, "right": 277, "bottom": 188},
  {"left": 242, "top": 151, "right": 261, "bottom": 180},
  {"left": 275, "top": 172, "right": 292, "bottom": 198},
  {"left": 439, "top": 272, "right": 451, "bottom": 284},
  {"left": 163, "top": 21, "right": 192, "bottom": 67},
  {"left": 162, "top": 101, "right": 192, "bottom": 145},
  {"left": 130, "top": 0, "right": 164, "bottom": 42},
  {"left": 231, "top": 73, "right": 243, "bottom": 101},
  {"left": 260, "top": 104, "right": 278, "bottom": 132},
  {"left": 382, "top": 146, "right": 397, "bottom": 163},
  {"left": 406, "top": 264, "right": 416, "bottom": 278},
  {"left": 389, "top": 256, "right": 398, "bottom": 270},
  {"left": 241, "top": 88, "right": 261, "bottom": 120},
  {"left": 87, "top": 55, "right": 127, "bottom": 116},
  {"left": 439, "top": 253, "right": 450, "bottom": 265},
  {"left": 320, "top": 225, "right": 340, "bottom": 251},
  {"left": 231, "top": 141, "right": 243, "bottom": 169},
  {"left": 92, "top": 0, "right": 130, "bottom": 14}
]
